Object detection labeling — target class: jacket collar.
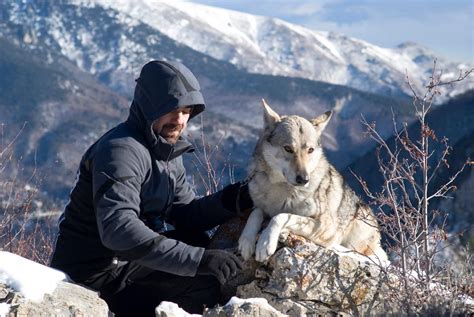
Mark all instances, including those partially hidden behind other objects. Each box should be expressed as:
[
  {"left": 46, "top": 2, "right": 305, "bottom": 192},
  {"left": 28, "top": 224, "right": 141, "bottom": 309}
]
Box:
[
  {"left": 126, "top": 113, "right": 194, "bottom": 161},
  {"left": 151, "top": 133, "right": 194, "bottom": 161}
]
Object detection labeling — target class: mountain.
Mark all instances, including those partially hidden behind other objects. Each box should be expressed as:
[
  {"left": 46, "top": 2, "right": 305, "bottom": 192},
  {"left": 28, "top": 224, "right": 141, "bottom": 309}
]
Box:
[
  {"left": 433, "top": 130, "right": 474, "bottom": 246},
  {"left": 1, "top": 0, "right": 470, "bottom": 206},
  {"left": 0, "top": 32, "right": 412, "bottom": 199},
  {"left": 0, "top": 37, "right": 129, "bottom": 198},
  {"left": 3, "top": 0, "right": 472, "bottom": 102},
  {"left": 91, "top": 0, "right": 473, "bottom": 100},
  {"left": 0, "top": 1, "right": 416, "bottom": 172},
  {"left": 0, "top": 36, "right": 261, "bottom": 198}
]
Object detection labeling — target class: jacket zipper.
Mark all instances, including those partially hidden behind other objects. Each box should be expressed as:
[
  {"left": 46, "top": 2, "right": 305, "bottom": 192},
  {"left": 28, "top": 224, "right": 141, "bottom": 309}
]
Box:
[{"left": 162, "top": 150, "right": 174, "bottom": 231}]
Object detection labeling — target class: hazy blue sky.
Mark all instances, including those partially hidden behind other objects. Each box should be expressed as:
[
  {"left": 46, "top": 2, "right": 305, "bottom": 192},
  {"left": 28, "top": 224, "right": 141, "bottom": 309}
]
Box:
[{"left": 189, "top": 0, "right": 473, "bottom": 64}]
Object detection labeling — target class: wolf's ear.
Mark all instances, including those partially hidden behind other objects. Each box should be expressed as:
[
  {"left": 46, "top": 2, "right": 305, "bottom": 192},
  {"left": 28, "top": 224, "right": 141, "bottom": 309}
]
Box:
[
  {"left": 311, "top": 111, "right": 332, "bottom": 131},
  {"left": 262, "top": 99, "right": 280, "bottom": 129}
]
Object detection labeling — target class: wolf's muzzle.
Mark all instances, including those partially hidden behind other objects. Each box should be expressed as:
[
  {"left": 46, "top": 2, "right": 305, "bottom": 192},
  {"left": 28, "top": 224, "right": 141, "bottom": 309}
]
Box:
[{"left": 295, "top": 174, "right": 310, "bottom": 186}]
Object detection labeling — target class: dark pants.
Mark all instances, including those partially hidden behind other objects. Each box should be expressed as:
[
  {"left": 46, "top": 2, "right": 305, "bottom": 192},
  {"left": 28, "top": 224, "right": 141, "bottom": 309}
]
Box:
[{"left": 81, "top": 230, "right": 220, "bottom": 317}]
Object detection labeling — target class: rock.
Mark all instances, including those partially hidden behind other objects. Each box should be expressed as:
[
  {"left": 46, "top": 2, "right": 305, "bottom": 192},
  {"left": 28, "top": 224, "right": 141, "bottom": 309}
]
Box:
[
  {"left": 209, "top": 226, "right": 474, "bottom": 316},
  {"left": 204, "top": 296, "right": 286, "bottom": 317},
  {"left": 0, "top": 284, "right": 9, "bottom": 300},
  {"left": 236, "top": 234, "right": 389, "bottom": 316},
  {"left": 155, "top": 301, "right": 201, "bottom": 317},
  {"left": 0, "top": 252, "right": 110, "bottom": 316},
  {"left": 218, "top": 257, "right": 260, "bottom": 304},
  {"left": 154, "top": 297, "right": 286, "bottom": 317},
  {"left": 1, "top": 281, "right": 109, "bottom": 317},
  {"left": 233, "top": 233, "right": 474, "bottom": 316},
  {"left": 0, "top": 251, "right": 67, "bottom": 302}
]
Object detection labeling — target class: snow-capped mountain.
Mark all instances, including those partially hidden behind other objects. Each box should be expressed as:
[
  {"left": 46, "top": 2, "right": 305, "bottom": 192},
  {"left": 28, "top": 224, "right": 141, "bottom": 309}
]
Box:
[
  {"left": 2, "top": 0, "right": 471, "bottom": 100},
  {"left": 89, "top": 0, "right": 472, "bottom": 99},
  {"left": 0, "top": 0, "right": 471, "bottom": 202}
]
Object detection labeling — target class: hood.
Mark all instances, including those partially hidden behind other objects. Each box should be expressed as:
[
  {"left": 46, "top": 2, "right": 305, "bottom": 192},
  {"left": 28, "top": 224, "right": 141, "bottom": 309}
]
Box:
[{"left": 127, "top": 60, "right": 206, "bottom": 160}]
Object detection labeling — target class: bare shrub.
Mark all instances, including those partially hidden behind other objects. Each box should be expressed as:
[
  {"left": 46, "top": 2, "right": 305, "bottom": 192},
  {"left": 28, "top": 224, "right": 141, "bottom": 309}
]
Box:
[
  {"left": 354, "top": 61, "right": 473, "bottom": 315},
  {"left": 0, "top": 123, "right": 57, "bottom": 265},
  {"left": 187, "top": 115, "right": 236, "bottom": 196}
]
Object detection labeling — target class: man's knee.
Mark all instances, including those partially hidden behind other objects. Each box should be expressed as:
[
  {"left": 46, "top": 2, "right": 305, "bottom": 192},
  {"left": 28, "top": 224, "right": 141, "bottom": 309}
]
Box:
[
  {"left": 176, "top": 275, "right": 221, "bottom": 313},
  {"left": 105, "top": 269, "right": 221, "bottom": 315}
]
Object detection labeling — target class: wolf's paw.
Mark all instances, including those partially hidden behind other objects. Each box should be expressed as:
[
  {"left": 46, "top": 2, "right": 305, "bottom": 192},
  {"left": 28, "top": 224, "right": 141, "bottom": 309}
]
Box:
[
  {"left": 238, "top": 235, "right": 256, "bottom": 261},
  {"left": 255, "top": 228, "right": 279, "bottom": 262}
]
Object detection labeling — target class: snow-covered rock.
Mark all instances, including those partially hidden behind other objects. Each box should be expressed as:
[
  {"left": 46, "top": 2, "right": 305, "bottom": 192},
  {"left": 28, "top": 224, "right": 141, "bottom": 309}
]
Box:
[
  {"left": 155, "top": 297, "right": 285, "bottom": 317},
  {"left": 156, "top": 301, "right": 202, "bottom": 317},
  {"left": 0, "top": 252, "right": 109, "bottom": 317},
  {"left": 0, "top": 281, "right": 109, "bottom": 317},
  {"left": 0, "top": 252, "right": 66, "bottom": 302},
  {"left": 236, "top": 236, "right": 387, "bottom": 315},
  {"left": 205, "top": 296, "right": 286, "bottom": 317},
  {"left": 232, "top": 233, "right": 474, "bottom": 316}
]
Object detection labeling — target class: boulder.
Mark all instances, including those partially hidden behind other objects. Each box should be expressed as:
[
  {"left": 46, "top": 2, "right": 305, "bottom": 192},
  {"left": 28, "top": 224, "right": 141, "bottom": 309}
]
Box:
[
  {"left": 235, "top": 234, "right": 389, "bottom": 316},
  {"left": 210, "top": 219, "right": 474, "bottom": 316},
  {"left": 0, "top": 251, "right": 110, "bottom": 316},
  {"left": 1, "top": 281, "right": 109, "bottom": 317},
  {"left": 155, "top": 297, "right": 285, "bottom": 317},
  {"left": 155, "top": 301, "right": 201, "bottom": 317},
  {"left": 204, "top": 297, "right": 286, "bottom": 317}
]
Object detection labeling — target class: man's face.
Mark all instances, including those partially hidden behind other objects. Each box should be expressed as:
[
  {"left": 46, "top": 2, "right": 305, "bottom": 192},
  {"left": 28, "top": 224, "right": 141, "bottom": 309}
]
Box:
[{"left": 152, "top": 106, "right": 193, "bottom": 144}]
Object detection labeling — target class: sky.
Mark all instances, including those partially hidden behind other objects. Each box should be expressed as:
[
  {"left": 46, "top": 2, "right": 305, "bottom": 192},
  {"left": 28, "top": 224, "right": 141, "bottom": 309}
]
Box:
[{"left": 189, "top": 0, "right": 474, "bottom": 64}]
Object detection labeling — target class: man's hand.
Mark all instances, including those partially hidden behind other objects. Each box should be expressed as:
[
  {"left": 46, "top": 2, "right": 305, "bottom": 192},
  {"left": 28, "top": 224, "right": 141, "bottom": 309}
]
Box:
[
  {"left": 197, "top": 249, "right": 244, "bottom": 284},
  {"left": 221, "top": 181, "right": 254, "bottom": 215}
]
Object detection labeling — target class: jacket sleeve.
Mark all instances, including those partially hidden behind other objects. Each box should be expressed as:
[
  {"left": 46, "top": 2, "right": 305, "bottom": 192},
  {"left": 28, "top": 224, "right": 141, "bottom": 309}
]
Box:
[
  {"left": 92, "top": 143, "right": 204, "bottom": 276},
  {"left": 168, "top": 159, "right": 234, "bottom": 231}
]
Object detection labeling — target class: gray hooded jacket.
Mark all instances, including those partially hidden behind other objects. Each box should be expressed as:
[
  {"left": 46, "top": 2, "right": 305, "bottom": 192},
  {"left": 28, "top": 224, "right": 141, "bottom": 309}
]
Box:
[{"left": 50, "top": 61, "right": 234, "bottom": 281}]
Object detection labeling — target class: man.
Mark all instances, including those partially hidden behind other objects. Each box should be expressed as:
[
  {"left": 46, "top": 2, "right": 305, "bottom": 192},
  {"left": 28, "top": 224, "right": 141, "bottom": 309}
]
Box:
[{"left": 50, "top": 60, "right": 252, "bottom": 316}]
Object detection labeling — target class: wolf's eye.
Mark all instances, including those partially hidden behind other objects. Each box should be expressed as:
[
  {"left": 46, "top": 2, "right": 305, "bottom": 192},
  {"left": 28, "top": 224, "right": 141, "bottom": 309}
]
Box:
[
  {"left": 308, "top": 147, "right": 314, "bottom": 154},
  {"left": 283, "top": 146, "right": 294, "bottom": 153}
]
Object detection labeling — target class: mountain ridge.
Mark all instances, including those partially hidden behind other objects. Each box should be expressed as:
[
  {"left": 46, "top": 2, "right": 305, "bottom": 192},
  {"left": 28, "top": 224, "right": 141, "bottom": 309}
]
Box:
[
  {"left": 1, "top": 1, "right": 469, "bottom": 207},
  {"left": 88, "top": 0, "right": 473, "bottom": 99}
]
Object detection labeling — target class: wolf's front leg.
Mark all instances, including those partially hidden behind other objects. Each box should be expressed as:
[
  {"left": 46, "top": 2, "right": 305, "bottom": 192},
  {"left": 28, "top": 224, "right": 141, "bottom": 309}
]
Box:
[
  {"left": 255, "top": 213, "right": 337, "bottom": 262},
  {"left": 238, "top": 208, "right": 265, "bottom": 260},
  {"left": 255, "top": 213, "right": 288, "bottom": 262}
]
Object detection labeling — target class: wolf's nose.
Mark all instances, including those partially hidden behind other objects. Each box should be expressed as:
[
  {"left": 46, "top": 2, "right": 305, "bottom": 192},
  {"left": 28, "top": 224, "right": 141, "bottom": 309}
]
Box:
[{"left": 296, "top": 175, "right": 309, "bottom": 185}]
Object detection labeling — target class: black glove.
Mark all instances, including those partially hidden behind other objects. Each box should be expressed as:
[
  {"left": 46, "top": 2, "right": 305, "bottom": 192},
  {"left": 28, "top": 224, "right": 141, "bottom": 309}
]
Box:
[
  {"left": 221, "top": 181, "right": 254, "bottom": 214},
  {"left": 197, "top": 249, "right": 244, "bottom": 284}
]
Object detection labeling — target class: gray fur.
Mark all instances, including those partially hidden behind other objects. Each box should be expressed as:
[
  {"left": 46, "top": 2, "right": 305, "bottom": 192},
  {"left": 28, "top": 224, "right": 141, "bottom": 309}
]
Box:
[{"left": 238, "top": 100, "right": 387, "bottom": 263}]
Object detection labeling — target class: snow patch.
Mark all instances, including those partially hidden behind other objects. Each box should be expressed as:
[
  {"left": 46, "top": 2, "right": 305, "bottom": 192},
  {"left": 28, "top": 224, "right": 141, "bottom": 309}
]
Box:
[
  {"left": 0, "top": 303, "right": 10, "bottom": 317},
  {"left": 155, "top": 301, "right": 201, "bottom": 316},
  {"left": 0, "top": 252, "right": 66, "bottom": 302},
  {"left": 225, "top": 296, "right": 281, "bottom": 314}
]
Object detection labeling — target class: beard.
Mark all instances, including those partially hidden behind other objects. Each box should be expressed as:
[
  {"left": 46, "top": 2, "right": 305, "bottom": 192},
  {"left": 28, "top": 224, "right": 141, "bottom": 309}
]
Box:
[{"left": 159, "top": 124, "right": 184, "bottom": 144}]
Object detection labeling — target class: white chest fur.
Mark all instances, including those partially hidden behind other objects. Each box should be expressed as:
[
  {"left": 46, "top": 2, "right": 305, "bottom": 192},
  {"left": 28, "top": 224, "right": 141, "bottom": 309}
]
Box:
[{"left": 249, "top": 172, "right": 318, "bottom": 218}]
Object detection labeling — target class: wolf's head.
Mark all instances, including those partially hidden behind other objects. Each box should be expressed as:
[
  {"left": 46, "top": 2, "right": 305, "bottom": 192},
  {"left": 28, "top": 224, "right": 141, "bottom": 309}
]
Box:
[{"left": 259, "top": 99, "right": 332, "bottom": 187}]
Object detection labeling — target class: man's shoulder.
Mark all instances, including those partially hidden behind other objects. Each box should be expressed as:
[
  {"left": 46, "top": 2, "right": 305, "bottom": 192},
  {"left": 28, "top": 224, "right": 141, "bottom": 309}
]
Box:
[{"left": 94, "top": 122, "right": 151, "bottom": 161}]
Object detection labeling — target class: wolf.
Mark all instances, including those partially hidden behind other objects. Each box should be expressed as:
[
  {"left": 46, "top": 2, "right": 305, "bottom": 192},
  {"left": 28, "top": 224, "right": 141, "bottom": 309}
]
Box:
[{"left": 238, "top": 99, "right": 388, "bottom": 263}]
